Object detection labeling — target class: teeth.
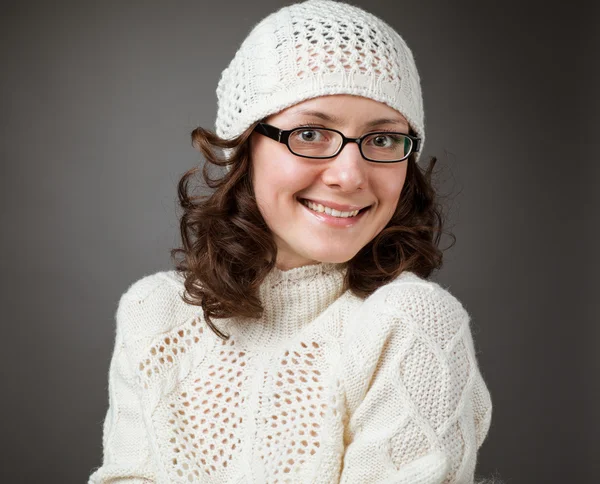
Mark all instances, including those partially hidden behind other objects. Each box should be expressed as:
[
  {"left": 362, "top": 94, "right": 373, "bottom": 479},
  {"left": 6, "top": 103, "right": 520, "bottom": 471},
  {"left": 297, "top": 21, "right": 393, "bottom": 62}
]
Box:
[{"left": 301, "top": 199, "right": 361, "bottom": 218}]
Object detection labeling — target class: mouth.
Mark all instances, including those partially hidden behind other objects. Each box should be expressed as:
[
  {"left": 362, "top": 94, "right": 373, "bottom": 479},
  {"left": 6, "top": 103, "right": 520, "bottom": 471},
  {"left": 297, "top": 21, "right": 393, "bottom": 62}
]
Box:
[{"left": 298, "top": 198, "right": 373, "bottom": 218}]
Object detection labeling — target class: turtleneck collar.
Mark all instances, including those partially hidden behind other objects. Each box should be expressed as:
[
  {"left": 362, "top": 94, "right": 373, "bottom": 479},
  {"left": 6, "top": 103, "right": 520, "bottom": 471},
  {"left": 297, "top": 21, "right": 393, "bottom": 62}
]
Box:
[{"left": 222, "top": 261, "right": 348, "bottom": 351}]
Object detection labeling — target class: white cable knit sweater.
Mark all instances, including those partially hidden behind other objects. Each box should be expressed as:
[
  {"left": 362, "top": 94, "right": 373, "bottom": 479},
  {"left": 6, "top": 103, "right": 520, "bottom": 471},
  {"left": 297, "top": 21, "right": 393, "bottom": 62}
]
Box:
[{"left": 88, "top": 262, "right": 492, "bottom": 484}]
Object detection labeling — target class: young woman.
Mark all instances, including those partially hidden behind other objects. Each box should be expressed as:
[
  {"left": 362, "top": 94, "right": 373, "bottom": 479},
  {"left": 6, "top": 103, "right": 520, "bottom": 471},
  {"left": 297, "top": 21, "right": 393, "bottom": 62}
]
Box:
[{"left": 89, "top": 1, "right": 493, "bottom": 483}]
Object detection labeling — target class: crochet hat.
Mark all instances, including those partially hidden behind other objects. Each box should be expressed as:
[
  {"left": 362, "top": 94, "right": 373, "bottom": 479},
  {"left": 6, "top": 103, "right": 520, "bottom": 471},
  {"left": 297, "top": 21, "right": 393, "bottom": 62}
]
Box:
[{"left": 215, "top": 0, "right": 425, "bottom": 163}]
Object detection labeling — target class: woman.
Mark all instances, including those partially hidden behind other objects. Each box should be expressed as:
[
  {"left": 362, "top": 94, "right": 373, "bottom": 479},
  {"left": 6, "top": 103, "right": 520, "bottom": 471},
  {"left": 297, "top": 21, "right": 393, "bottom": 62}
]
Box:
[{"left": 89, "top": 0, "right": 493, "bottom": 482}]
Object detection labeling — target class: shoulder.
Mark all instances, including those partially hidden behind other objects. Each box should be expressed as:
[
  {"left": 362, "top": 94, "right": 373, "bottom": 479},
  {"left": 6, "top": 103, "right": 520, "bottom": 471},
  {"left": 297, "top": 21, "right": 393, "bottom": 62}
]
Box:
[
  {"left": 119, "top": 269, "right": 187, "bottom": 303},
  {"left": 115, "top": 269, "right": 200, "bottom": 343},
  {"left": 380, "top": 271, "right": 467, "bottom": 317},
  {"left": 353, "top": 271, "right": 470, "bottom": 346}
]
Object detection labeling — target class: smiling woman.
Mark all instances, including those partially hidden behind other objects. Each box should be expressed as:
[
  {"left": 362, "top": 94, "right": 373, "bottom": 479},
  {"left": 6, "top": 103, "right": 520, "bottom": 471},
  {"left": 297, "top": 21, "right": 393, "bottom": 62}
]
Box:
[
  {"left": 250, "top": 95, "right": 413, "bottom": 269},
  {"left": 88, "top": 1, "right": 495, "bottom": 483}
]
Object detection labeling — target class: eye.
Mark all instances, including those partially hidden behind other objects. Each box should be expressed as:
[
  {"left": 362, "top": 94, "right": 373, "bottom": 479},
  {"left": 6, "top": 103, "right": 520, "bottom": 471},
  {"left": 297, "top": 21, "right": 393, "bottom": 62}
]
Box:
[
  {"left": 290, "top": 125, "right": 331, "bottom": 144},
  {"left": 371, "top": 134, "right": 397, "bottom": 148},
  {"left": 367, "top": 133, "right": 405, "bottom": 149},
  {"left": 298, "top": 129, "right": 323, "bottom": 142},
  {"left": 372, "top": 135, "right": 393, "bottom": 147}
]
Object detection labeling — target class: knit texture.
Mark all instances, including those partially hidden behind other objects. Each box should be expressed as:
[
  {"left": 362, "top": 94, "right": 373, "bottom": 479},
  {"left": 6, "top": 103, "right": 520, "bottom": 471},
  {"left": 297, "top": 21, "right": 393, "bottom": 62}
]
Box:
[
  {"left": 215, "top": 0, "right": 426, "bottom": 163},
  {"left": 88, "top": 263, "right": 492, "bottom": 483}
]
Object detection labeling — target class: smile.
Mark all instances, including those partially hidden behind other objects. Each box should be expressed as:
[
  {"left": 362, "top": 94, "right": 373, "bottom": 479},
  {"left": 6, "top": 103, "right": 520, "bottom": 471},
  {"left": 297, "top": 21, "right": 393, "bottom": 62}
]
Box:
[
  {"left": 298, "top": 198, "right": 371, "bottom": 228},
  {"left": 300, "top": 199, "right": 361, "bottom": 218}
]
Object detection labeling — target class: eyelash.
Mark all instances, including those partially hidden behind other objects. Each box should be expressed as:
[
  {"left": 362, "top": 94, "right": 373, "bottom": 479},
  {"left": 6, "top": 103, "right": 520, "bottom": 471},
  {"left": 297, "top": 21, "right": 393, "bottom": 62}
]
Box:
[{"left": 292, "top": 122, "right": 324, "bottom": 129}]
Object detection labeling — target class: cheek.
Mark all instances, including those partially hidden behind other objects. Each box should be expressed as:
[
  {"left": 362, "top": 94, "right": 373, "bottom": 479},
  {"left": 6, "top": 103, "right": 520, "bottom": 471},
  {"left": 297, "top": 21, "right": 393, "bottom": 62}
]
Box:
[
  {"left": 251, "top": 145, "right": 314, "bottom": 200},
  {"left": 250, "top": 141, "right": 315, "bottom": 215},
  {"left": 251, "top": 140, "right": 281, "bottom": 204},
  {"left": 375, "top": 167, "right": 407, "bottom": 212}
]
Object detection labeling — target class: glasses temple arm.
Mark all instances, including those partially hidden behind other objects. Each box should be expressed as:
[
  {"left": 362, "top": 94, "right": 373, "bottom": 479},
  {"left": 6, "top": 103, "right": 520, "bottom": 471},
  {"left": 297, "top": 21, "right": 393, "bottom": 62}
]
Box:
[
  {"left": 412, "top": 137, "right": 421, "bottom": 153},
  {"left": 255, "top": 123, "right": 282, "bottom": 142}
]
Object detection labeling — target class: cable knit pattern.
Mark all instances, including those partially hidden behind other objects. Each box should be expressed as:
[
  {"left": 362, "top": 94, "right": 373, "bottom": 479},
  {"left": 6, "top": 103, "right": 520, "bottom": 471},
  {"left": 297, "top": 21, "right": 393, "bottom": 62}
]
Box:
[{"left": 88, "top": 263, "right": 491, "bottom": 483}]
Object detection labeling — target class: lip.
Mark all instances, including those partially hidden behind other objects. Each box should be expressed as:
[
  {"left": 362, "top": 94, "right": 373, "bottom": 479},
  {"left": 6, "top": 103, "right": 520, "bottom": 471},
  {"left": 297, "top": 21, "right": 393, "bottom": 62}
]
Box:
[
  {"left": 299, "top": 197, "right": 372, "bottom": 212},
  {"left": 299, "top": 199, "right": 371, "bottom": 227}
]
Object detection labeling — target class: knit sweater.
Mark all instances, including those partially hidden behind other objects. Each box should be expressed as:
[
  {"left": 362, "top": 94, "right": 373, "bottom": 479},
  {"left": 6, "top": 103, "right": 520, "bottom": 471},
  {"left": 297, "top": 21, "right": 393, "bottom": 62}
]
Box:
[{"left": 88, "top": 262, "right": 492, "bottom": 484}]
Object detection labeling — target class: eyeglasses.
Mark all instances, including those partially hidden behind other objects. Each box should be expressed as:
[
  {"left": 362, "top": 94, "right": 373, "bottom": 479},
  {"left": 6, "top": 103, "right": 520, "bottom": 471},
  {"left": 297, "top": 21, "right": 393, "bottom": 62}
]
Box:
[{"left": 253, "top": 122, "right": 420, "bottom": 163}]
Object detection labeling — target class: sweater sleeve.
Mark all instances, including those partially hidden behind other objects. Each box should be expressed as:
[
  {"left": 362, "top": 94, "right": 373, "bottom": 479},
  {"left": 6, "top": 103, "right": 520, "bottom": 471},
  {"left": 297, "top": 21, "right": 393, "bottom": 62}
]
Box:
[
  {"left": 339, "top": 280, "right": 492, "bottom": 484},
  {"left": 88, "top": 292, "right": 156, "bottom": 484}
]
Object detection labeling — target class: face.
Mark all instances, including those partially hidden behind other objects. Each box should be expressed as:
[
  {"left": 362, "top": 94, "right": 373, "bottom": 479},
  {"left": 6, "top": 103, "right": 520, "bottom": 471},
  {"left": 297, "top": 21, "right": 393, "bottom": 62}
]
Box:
[{"left": 250, "top": 94, "right": 410, "bottom": 270}]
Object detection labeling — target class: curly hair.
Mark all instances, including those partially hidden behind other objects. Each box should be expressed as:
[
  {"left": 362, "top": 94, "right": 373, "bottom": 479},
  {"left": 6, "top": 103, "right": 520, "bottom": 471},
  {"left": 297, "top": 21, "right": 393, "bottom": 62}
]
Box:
[{"left": 170, "top": 122, "right": 455, "bottom": 340}]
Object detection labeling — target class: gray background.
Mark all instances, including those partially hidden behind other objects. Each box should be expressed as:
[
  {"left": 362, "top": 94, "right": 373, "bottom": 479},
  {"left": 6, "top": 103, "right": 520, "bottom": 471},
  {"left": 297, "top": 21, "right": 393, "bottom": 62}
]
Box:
[{"left": 1, "top": 1, "right": 598, "bottom": 483}]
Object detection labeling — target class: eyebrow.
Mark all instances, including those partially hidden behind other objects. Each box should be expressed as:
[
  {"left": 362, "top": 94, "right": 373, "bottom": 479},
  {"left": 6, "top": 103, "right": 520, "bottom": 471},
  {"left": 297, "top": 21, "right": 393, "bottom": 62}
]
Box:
[{"left": 290, "top": 109, "right": 409, "bottom": 130}]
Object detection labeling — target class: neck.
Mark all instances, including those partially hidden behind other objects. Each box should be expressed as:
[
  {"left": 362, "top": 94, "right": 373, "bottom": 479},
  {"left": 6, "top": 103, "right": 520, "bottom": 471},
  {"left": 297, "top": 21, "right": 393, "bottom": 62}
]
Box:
[{"left": 222, "top": 261, "right": 348, "bottom": 351}]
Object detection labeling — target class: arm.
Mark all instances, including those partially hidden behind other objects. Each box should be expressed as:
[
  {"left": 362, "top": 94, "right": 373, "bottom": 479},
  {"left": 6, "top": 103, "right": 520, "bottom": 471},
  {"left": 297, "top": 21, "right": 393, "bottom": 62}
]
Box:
[
  {"left": 339, "top": 280, "right": 492, "bottom": 484},
  {"left": 88, "top": 293, "right": 156, "bottom": 484}
]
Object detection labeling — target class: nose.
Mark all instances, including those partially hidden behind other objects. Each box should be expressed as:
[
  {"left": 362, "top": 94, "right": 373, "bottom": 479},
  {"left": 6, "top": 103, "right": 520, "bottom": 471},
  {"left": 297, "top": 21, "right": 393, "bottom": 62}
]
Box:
[{"left": 321, "top": 141, "right": 367, "bottom": 192}]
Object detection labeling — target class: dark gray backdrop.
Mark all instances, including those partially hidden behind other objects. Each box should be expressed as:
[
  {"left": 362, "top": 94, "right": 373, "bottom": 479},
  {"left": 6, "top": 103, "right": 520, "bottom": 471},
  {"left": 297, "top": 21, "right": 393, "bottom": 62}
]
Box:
[{"left": 1, "top": 1, "right": 598, "bottom": 483}]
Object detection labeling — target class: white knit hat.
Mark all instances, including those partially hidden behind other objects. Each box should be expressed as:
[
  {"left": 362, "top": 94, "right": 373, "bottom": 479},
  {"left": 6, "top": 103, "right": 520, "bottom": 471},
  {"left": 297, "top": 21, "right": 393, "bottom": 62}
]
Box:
[{"left": 215, "top": 0, "right": 425, "bottom": 163}]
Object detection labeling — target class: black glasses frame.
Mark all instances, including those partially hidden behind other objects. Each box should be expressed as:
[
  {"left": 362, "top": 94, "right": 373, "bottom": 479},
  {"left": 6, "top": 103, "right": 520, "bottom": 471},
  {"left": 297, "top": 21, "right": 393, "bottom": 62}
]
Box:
[{"left": 254, "top": 122, "right": 421, "bottom": 163}]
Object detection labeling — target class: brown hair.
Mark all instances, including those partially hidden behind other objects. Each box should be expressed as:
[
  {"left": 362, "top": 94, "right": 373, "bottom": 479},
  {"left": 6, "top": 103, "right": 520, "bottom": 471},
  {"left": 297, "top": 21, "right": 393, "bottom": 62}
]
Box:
[{"left": 170, "top": 122, "right": 455, "bottom": 340}]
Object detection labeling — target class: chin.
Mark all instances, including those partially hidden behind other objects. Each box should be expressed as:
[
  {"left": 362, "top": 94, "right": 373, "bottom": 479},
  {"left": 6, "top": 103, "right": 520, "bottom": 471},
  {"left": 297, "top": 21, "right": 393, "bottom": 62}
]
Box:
[{"left": 303, "top": 248, "right": 357, "bottom": 265}]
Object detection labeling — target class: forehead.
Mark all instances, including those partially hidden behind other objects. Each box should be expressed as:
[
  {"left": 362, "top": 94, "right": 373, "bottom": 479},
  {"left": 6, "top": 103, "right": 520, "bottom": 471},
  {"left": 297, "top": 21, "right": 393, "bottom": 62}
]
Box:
[{"left": 270, "top": 94, "right": 409, "bottom": 127}]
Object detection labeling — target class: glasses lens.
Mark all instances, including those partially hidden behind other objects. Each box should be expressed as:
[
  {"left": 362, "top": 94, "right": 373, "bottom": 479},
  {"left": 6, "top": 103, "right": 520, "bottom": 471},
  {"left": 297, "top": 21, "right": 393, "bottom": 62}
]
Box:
[
  {"left": 362, "top": 132, "right": 413, "bottom": 161},
  {"left": 288, "top": 128, "right": 342, "bottom": 158}
]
